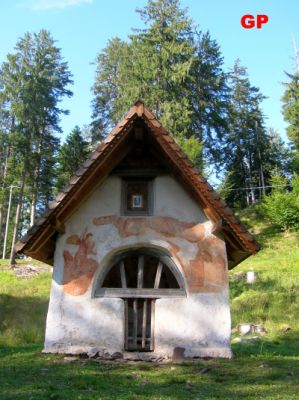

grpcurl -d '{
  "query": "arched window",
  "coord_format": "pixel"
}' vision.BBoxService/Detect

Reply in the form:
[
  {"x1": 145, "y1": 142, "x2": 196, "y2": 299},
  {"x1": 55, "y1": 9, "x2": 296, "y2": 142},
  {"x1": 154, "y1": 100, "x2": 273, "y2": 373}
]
[
  {"x1": 94, "y1": 249, "x2": 186, "y2": 352},
  {"x1": 94, "y1": 248, "x2": 185, "y2": 298}
]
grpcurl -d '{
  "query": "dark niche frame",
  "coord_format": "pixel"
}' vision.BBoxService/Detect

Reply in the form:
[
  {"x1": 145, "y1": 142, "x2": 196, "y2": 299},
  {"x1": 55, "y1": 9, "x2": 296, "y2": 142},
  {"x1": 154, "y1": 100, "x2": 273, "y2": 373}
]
[{"x1": 121, "y1": 178, "x2": 154, "y2": 216}]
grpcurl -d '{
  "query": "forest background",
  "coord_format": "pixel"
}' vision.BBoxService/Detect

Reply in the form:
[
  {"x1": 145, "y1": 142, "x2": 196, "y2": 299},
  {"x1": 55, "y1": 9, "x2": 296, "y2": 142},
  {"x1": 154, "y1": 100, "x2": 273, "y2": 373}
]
[{"x1": 0, "y1": 0, "x2": 298, "y2": 265}]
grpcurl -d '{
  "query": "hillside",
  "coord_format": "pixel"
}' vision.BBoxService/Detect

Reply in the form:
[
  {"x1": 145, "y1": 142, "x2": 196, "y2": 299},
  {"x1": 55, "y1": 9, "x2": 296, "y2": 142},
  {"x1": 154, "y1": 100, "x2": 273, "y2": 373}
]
[{"x1": 230, "y1": 207, "x2": 299, "y2": 357}]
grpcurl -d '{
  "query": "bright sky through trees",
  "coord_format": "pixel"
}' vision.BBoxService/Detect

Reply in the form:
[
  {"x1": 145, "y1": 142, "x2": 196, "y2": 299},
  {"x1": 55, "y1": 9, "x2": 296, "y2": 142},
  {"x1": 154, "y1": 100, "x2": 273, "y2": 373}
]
[{"x1": 1, "y1": 0, "x2": 298, "y2": 142}]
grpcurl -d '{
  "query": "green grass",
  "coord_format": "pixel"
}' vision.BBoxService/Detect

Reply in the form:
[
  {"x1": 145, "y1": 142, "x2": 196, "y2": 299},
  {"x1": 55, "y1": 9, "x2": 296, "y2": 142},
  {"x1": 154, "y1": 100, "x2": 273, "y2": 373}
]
[
  {"x1": 231, "y1": 207, "x2": 299, "y2": 338},
  {"x1": 0, "y1": 344, "x2": 298, "y2": 400},
  {"x1": 0, "y1": 213, "x2": 298, "y2": 399},
  {"x1": 0, "y1": 263, "x2": 51, "y2": 346}
]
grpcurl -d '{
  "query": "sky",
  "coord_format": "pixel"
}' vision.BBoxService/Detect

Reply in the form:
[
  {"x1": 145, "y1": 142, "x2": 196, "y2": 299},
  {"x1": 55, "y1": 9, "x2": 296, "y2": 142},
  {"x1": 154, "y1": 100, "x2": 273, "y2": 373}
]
[{"x1": 1, "y1": 0, "x2": 299, "y2": 144}]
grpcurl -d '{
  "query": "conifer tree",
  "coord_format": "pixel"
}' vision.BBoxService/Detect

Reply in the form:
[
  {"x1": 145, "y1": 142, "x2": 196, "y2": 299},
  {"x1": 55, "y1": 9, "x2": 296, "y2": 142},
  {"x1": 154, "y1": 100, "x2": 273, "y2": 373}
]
[
  {"x1": 220, "y1": 61, "x2": 287, "y2": 208},
  {"x1": 91, "y1": 0, "x2": 229, "y2": 168},
  {"x1": 282, "y1": 71, "x2": 299, "y2": 150},
  {"x1": 0, "y1": 30, "x2": 72, "y2": 264},
  {"x1": 56, "y1": 126, "x2": 89, "y2": 192}
]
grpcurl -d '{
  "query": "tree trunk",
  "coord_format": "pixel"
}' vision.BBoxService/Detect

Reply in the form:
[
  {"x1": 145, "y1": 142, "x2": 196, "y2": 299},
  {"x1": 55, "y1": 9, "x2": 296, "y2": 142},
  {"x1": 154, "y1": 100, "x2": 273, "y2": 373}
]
[
  {"x1": 255, "y1": 121, "x2": 266, "y2": 197},
  {"x1": 9, "y1": 173, "x2": 26, "y2": 268},
  {"x1": 30, "y1": 190, "x2": 37, "y2": 227},
  {"x1": 247, "y1": 151, "x2": 256, "y2": 204},
  {"x1": 30, "y1": 132, "x2": 43, "y2": 227},
  {"x1": 257, "y1": 143, "x2": 265, "y2": 197},
  {"x1": 0, "y1": 205, "x2": 4, "y2": 252},
  {"x1": 246, "y1": 190, "x2": 250, "y2": 206},
  {"x1": 0, "y1": 144, "x2": 11, "y2": 242}
]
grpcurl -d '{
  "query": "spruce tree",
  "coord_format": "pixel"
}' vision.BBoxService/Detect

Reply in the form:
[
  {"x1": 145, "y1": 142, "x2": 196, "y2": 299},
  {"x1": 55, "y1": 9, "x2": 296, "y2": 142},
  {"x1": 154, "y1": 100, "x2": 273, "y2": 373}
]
[
  {"x1": 282, "y1": 71, "x2": 299, "y2": 150},
  {"x1": 91, "y1": 0, "x2": 229, "y2": 169},
  {"x1": 221, "y1": 61, "x2": 286, "y2": 208},
  {"x1": 0, "y1": 30, "x2": 73, "y2": 263},
  {"x1": 56, "y1": 126, "x2": 89, "y2": 192}
]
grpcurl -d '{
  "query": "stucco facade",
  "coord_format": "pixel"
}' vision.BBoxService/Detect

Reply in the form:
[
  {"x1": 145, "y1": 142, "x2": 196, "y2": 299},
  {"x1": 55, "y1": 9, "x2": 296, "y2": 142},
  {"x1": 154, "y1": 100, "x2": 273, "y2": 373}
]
[
  {"x1": 44, "y1": 175, "x2": 232, "y2": 359},
  {"x1": 18, "y1": 103, "x2": 259, "y2": 360}
]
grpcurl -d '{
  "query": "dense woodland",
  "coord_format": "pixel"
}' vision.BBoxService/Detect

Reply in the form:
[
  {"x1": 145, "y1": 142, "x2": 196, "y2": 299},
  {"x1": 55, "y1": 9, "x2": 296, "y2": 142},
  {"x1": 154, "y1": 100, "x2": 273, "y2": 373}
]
[{"x1": 0, "y1": 0, "x2": 298, "y2": 265}]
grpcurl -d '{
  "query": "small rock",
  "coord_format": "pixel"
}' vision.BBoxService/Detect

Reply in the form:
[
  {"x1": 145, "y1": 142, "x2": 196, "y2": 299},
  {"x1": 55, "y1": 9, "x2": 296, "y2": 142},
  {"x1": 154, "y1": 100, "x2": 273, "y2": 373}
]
[
  {"x1": 124, "y1": 354, "x2": 141, "y2": 361},
  {"x1": 63, "y1": 356, "x2": 78, "y2": 362},
  {"x1": 83, "y1": 386, "x2": 96, "y2": 392},
  {"x1": 233, "y1": 336, "x2": 260, "y2": 344},
  {"x1": 246, "y1": 336, "x2": 260, "y2": 342},
  {"x1": 232, "y1": 337, "x2": 243, "y2": 343},
  {"x1": 103, "y1": 352, "x2": 113, "y2": 360},
  {"x1": 111, "y1": 352, "x2": 123, "y2": 360},
  {"x1": 199, "y1": 367, "x2": 211, "y2": 374},
  {"x1": 87, "y1": 348, "x2": 99, "y2": 358},
  {"x1": 131, "y1": 373, "x2": 141, "y2": 379},
  {"x1": 253, "y1": 324, "x2": 266, "y2": 334},
  {"x1": 238, "y1": 323, "x2": 253, "y2": 336},
  {"x1": 259, "y1": 364, "x2": 268, "y2": 368},
  {"x1": 152, "y1": 356, "x2": 165, "y2": 362},
  {"x1": 282, "y1": 325, "x2": 292, "y2": 333},
  {"x1": 172, "y1": 347, "x2": 185, "y2": 362}
]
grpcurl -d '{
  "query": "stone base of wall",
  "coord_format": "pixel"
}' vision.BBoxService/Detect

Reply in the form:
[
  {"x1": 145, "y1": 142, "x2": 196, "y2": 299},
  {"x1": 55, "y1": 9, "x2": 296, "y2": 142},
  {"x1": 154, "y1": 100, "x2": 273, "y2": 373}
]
[{"x1": 43, "y1": 344, "x2": 232, "y2": 360}]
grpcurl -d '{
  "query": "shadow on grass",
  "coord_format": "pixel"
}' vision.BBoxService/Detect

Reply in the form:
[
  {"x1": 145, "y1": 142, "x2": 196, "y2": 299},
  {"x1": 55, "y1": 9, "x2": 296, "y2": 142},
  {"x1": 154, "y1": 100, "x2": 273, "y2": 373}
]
[
  {"x1": 232, "y1": 332, "x2": 299, "y2": 358},
  {"x1": 255, "y1": 225, "x2": 282, "y2": 243},
  {"x1": 229, "y1": 275, "x2": 279, "y2": 299},
  {"x1": 0, "y1": 344, "x2": 298, "y2": 400},
  {"x1": 0, "y1": 294, "x2": 49, "y2": 345}
]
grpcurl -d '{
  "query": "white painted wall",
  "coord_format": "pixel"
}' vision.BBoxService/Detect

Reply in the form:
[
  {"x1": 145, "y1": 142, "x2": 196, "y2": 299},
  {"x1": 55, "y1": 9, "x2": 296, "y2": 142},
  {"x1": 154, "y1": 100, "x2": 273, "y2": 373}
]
[
  {"x1": 155, "y1": 293, "x2": 232, "y2": 358},
  {"x1": 44, "y1": 175, "x2": 232, "y2": 358}
]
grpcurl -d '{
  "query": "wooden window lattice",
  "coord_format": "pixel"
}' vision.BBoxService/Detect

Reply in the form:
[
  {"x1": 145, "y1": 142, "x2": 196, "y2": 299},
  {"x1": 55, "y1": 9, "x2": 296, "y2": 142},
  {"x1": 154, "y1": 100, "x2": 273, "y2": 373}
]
[{"x1": 96, "y1": 252, "x2": 185, "y2": 352}]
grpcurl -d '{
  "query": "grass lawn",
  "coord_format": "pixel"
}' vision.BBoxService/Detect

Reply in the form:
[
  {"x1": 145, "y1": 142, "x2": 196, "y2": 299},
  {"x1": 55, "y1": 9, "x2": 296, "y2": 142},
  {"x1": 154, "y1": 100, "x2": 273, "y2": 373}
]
[
  {"x1": 0, "y1": 215, "x2": 298, "y2": 399},
  {"x1": 0, "y1": 343, "x2": 298, "y2": 400}
]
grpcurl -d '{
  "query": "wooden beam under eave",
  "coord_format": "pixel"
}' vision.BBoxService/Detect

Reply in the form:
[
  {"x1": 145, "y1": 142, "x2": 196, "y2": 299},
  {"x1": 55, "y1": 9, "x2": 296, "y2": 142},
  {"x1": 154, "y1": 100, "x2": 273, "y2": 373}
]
[
  {"x1": 222, "y1": 226, "x2": 248, "y2": 253},
  {"x1": 49, "y1": 218, "x2": 65, "y2": 234},
  {"x1": 28, "y1": 250, "x2": 54, "y2": 265},
  {"x1": 227, "y1": 251, "x2": 251, "y2": 269},
  {"x1": 134, "y1": 126, "x2": 144, "y2": 141},
  {"x1": 135, "y1": 101, "x2": 144, "y2": 117},
  {"x1": 56, "y1": 134, "x2": 133, "y2": 224},
  {"x1": 26, "y1": 238, "x2": 56, "y2": 265},
  {"x1": 24, "y1": 223, "x2": 55, "y2": 254},
  {"x1": 230, "y1": 249, "x2": 249, "y2": 262},
  {"x1": 202, "y1": 205, "x2": 220, "y2": 224},
  {"x1": 18, "y1": 123, "x2": 135, "y2": 264}
]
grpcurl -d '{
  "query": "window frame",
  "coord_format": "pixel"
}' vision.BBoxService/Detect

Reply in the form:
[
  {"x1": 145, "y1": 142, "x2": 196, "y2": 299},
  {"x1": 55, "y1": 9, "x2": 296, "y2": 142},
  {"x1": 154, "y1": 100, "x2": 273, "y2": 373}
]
[
  {"x1": 94, "y1": 248, "x2": 186, "y2": 299},
  {"x1": 121, "y1": 178, "x2": 154, "y2": 216}
]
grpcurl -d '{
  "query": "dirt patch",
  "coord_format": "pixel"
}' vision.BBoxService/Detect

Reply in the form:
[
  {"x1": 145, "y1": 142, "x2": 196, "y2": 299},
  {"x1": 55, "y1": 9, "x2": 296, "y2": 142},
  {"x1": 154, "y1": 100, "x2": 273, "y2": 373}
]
[{"x1": 11, "y1": 263, "x2": 51, "y2": 278}]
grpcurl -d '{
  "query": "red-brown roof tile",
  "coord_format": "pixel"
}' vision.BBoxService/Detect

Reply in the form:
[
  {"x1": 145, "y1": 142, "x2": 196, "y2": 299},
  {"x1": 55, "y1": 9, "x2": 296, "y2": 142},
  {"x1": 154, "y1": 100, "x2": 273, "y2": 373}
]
[{"x1": 16, "y1": 101, "x2": 259, "y2": 266}]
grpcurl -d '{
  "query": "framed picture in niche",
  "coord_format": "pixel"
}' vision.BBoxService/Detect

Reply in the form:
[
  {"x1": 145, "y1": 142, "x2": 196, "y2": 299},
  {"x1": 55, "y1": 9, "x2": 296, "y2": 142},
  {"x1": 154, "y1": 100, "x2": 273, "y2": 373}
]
[
  {"x1": 132, "y1": 194, "x2": 143, "y2": 209},
  {"x1": 122, "y1": 179, "x2": 153, "y2": 215}
]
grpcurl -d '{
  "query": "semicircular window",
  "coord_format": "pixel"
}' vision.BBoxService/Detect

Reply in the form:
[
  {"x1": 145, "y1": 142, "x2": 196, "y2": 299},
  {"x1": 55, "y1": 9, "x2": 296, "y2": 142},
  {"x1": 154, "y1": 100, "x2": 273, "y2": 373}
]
[{"x1": 95, "y1": 250, "x2": 186, "y2": 298}]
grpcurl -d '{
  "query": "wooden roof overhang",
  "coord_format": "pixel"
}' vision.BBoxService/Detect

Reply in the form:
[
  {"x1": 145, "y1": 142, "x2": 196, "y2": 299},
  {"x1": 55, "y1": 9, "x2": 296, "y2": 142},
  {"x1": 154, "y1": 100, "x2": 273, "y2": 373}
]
[{"x1": 16, "y1": 101, "x2": 260, "y2": 268}]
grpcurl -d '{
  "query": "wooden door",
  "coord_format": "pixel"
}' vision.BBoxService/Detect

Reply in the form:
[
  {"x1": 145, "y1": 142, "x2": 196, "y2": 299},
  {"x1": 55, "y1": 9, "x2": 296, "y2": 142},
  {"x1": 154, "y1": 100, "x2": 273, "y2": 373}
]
[{"x1": 124, "y1": 298, "x2": 155, "y2": 351}]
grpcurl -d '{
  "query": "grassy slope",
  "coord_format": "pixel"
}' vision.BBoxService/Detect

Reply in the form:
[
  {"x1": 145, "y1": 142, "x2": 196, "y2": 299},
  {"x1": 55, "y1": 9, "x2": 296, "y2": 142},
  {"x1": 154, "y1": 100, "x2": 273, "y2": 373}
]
[
  {"x1": 231, "y1": 208, "x2": 299, "y2": 354},
  {"x1": 0, "y1": 260, "x2": 51, "y2": 346},
  {"x1": 0, "y1": 213, "x2": 298, "y2": 399}
]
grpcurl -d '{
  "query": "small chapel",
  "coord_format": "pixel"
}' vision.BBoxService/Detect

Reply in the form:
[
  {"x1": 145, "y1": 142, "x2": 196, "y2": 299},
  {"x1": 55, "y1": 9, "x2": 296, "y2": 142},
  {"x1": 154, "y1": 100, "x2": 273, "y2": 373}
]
[{"x1": 16, "y1": 101, "x2": 259, "y2": 360}]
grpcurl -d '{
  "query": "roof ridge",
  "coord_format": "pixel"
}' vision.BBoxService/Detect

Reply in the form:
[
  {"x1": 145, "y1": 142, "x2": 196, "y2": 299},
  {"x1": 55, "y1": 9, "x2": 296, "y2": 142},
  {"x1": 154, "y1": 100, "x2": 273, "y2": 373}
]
[{"x1": 16, "y1": 102, "x2": 259, "y2": 267}]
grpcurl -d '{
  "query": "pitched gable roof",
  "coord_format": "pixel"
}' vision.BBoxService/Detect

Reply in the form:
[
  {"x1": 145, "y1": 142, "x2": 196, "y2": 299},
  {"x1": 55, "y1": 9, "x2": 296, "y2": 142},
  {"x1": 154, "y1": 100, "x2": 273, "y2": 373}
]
[{"x1": 16, "y1": 101, "x2": 259, "y2": 268}]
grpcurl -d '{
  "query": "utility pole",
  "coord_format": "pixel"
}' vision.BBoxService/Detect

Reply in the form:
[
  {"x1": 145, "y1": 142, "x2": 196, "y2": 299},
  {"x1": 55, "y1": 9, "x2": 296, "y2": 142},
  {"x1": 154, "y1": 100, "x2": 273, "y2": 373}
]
[
  {"x1": 255, "y1": 120, "x2": 266, "y2": 198},
  {"x1": 2, "y1": 185, "x2": 18, "y2": 259}
]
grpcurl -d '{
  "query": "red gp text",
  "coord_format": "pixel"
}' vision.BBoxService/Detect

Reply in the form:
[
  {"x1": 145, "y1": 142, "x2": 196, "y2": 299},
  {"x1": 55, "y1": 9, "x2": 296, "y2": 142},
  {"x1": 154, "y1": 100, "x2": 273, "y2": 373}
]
[{"x1": 241, "y1": 14, "x2": 269, "y2": 29}]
